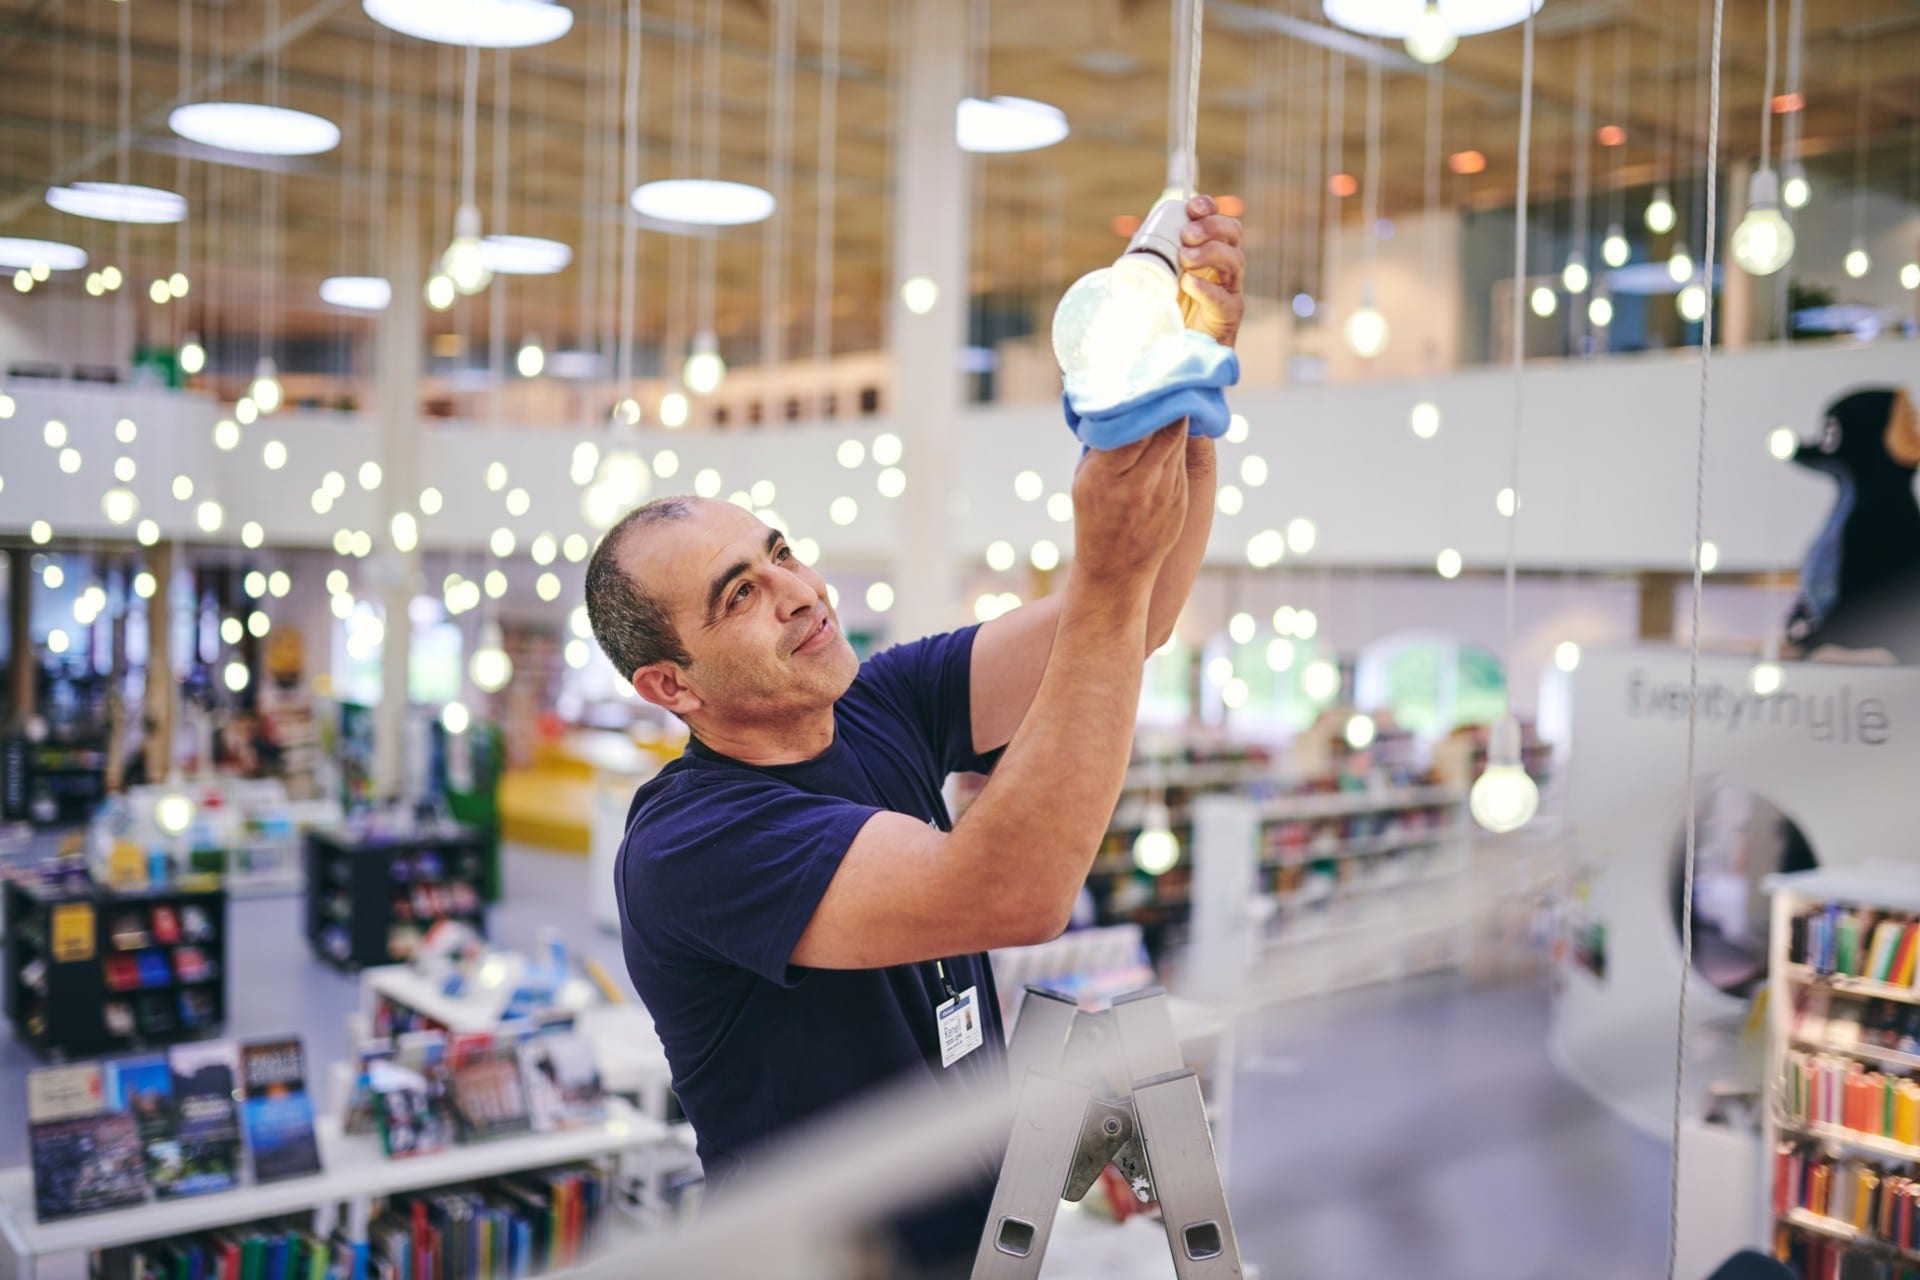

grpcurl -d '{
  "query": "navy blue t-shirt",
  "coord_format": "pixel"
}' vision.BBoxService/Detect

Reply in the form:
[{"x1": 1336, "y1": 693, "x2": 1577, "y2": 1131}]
[{"x1": 615, "y1": 624, "x2": 1008, "y2": 1266}]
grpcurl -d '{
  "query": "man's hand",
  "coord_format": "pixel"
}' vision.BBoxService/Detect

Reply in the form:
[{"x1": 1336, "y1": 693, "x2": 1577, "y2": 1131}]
[
  {"x1": 1178, "y1": 194, "x2": 1245, "y2": 348},
  {"x1": 1071, "y1": 423, "x2": 1190, "y2": 586}
]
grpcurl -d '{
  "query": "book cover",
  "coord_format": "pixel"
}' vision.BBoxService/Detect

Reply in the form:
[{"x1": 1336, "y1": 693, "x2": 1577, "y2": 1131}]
[
  {"x1": 518, "y1": 1032, "x2": 606, "y2": 1131},
  {"x1": 376, "y1": 1034, "x2": 454, "y2": 1159},
  {"x1": 29, "y1": 1109, "x2": 150, "y2": 1221},
  {"x1": 107, "y1": 1053, "x2": 193, "y2": 1199},
  {"x1": 240, "y1": 1037, "x2": 323, "y2": 1183},
  {"x1": 28, "y1": 1062, "x2": 106, "y2": 1122},
  {"x1": 447, "y1": 1033, "x2": 532, "y2": 1142},
  {"x1": 168, "y1": 1041, "x2": 242, "y2": 1195}
]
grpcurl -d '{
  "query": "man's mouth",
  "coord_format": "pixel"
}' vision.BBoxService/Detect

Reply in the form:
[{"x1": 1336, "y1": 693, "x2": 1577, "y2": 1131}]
[{"x1": 792, "y1": 614, "x2": 833, "y2": 656}]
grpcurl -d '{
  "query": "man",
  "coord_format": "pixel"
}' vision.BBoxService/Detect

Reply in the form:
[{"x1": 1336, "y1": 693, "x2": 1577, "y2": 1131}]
[{"x1": 585, "y1": 196, "x2": 1242, "y2": 1272}]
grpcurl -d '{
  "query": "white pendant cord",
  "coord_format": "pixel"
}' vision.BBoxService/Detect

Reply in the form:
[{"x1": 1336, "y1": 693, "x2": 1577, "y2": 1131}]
[
  {"x1": 1423, "y1": 62, "x2": 1442, "y2": 373},
  {"x1": 1169, "y1": 0, "x2": 1205, "y2": 197},
  {"x1": 1777, "y1": 0, "x2": 1802, "y2": 346},
  {"x1": 462, "y1": 42, "x2": 480, "y2": 216},
  {"x1": 812, "y1": 0, "x2": 840, "y2": 374},
  {"x1": 1759, "y1": 0, "x2": 1776, "y2": 174},
  {"x1": 1606, "y1": 21, "x2": 1626, "y2": 242},
  {"x1": 760, "y1": 0, "x2": 796, "y2": 380},
  {"x1": 1851, "y1": 41, "x2": 1869, "y2": 249},
  {"x1": 1667, "y1": 0, "x2": 1725, "y2": 1275},
  {"x1": 663, "y1": 2, "x2": 694, "y2": 391},
  {"x1": 490, "y1": 51, "x2": 510, "y2": 423},
  {"x1": 1502, "y1": 11, "x2": 1533, "y2": 680},
  {"x1": 1361, "y1": 56, "x2": 1381, "y2": 294},
  {"x1": 175, "y1": 0, "x2": 192, "y2": 355},
  {"x1": 116, "y1": 1, "x2": 132, "y2": 382},
  {"x1": 697, "y1": 0, "x2": 722, "y2": 345},
  {"x1": 616, "y1": 0, "x2": 642, "y2": 396}
]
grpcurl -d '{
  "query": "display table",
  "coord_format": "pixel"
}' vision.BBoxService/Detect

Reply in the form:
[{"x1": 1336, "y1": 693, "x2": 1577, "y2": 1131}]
[
  {"x1": 0, "y1": 1099, "x2": 666, "y2": 1280},
  {"x1": 304, "y1": 824, "x2": 488, "y2": 971},
  {"x1": 3, "y1": 875, "x2": 226, "y2": 1059}
]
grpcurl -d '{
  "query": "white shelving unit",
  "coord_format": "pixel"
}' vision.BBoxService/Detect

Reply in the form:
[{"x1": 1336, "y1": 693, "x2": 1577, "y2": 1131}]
[
  {"x1": 1762, "y1": 868, "x2": 1920, "y2": 1274},
  {"x1": 0, "y1": 1100, "x2": 668, "y2": 1280},
  {"x1": 1184, "y1": 787, "x2": 1472, "y2": 1004}
]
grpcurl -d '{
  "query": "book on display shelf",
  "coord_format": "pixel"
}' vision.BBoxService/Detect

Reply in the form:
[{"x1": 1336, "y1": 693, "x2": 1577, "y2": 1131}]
[
  {"x1": 166, "y1": 1040, "x2": 244, "y2": 1197},
  {"x1": 240, "y1": 1036, "x2": 324, "y2": 1183},
  {"x1": 26, "y1": 1063, "x2": 149, "y2": 1222},
  {"x1": 447, "y1": 1031, "x2": 533, "y2": 1143}
]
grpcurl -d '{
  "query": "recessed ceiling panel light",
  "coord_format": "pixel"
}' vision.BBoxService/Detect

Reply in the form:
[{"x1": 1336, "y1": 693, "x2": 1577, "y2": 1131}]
[
  {"x1": 169, "y1": 103, "x2": 342, "y2": 156},
  {"x1": 479, "y1": 234, "x2": 573, "y2": 274},
  {"x1": 0, "y1": 238, "x2": 87, "y2": 270},
  {"x1": 363, "y1": 0, "x2": 574, "y2": 48},
  {"x1": 630, "y1": 179, "x2": 776, "y2": 228},
  {"x1": 1323, "y1": 0, "x2": 1540, "y2": 39},
  {"x1": 46, "y1": 182, "x2": 187, "y2": 224},
  {"x1": 319, "y1": 276, "x2": 393, "y2": 310},
  {"x1": 956, "y1": 97, "x2": 1070, "y2": 153}
]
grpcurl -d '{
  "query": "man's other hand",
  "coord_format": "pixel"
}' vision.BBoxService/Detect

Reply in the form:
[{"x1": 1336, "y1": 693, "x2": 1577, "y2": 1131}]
[{"x1": 1178, "y1": 195, "x2": 1245, "y2": 349}]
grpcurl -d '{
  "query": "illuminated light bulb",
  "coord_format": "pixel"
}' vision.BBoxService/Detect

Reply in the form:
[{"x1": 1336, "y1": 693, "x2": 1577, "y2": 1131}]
[
  {"x1": 420, "y1": 486, "x2": 444, "y2": 515},
  {"x1": 872, "y1": 433, "x2": 903, "y2": 466},
  {"x1": 155, "y1": 789, "x2": 196, "y2": 836},
  {"x1": 1436, "y1": 547, "x2": 1463, "y2": 579},
  {"x1": 900, "y1": 276, "x2": 939, "y2": 315},
  {"x1": 1588, "y1": 294, "x2": 1613, "y2": 327},
  {"x1": 85, "y1": 272, "x2": 104, "y2": 296},
  {"x1": 985, "y1": 541, "x2": 1016, "y2": 572},
  {"x1": 1645, "y1": 186, "x2": 1676, "y2": 234},
  {"x1": 489, "y1": 527, "x2": 516, "y2": 558},
  {"x1": 1225, "y1": 413, "x2": 1249, "y2": 444},
  {"x1": 0, "y1": 393, "x2": 12, "y2": 419},
  {"x1": 42, "y1": 564, "x2": 63, "y2": 589},
  {"x1": 1844, "y1": 242, "x2": 1871, "y2": 279},
  {"x1": 149, "y1": 279, "x2": 170, "y2": 305},
  {"x1": 235, "y1": 397, "x2": 258, "y2": 425},
  {"x1": 1131, "y1": 803, "x2": 1181, "y2": 876},
  {"x1": 244, "y1": 571, "x2": 266, "y2": 599},
  {"x1": 536, "y1": 572, "x2": 561, "y2": 602},
  {"x1": 1601, "y1": 223, "x2": 1630, "y2": 268},
  {"x1": 829, "y1": 496, "x2": 858, "y2": 526},
  {"x1": 1555, "y1": 641, "x2": 1581, "y2": 672},
  {"x1": 1402, "y1": 0, "x2": 1457, "y2": 63},
  {"x1": 565, "y1": 640, "x2": 590, "y2": 669},
  {"x1": 1342, "y1": 294, "x2": 1390, "y2": 359},
  {"x1": 213, "y1": 419, "x2": 240, "y2": 451},
  {"x1": 1222, "y1": 677, "x2": 1249, "y2": 709},
  {"x1": 195, "y1": 500, "x2": 223, "y2": 533},
  {"x1": 249, "y1": 356, "x2": 283, "y2": 414},
  {"x1": 515, "y1": 335, "x2": 545, "y2": 378},
  {"x1": 1561, "y1": 251, "x2": 1589, "y2": 295},
  {"x1": 58, "y1": 448, "x2": 81, "y2": 473},
  {"x1": 1245, "y1": 528, "x2": 1286, "y2": 568},
  {"x1": 582, "y1": 450, "x2": 651, "y2": 530},
  {"x1": 866, "y1": 582, "x2": 895, "y2": 612},
  {"x1": 1697, "y1": 539, "x2": 1719, "y2": 573},
  {"x1": 425, "y1": 274, "x2": 456, "y2": 310},
  {"x1": 1782, "y1": 163, "x2": 1810, "y2": 210},
  {"x1": 1410, "y1": 401, "x2": 1441, "y2": 439},
  {"x1": 1750, "y1": 661, "x2": 1783, "y2": 696},
  {"x1": 1286, "y1": 518, "x2": 1317, "y2": 555},
  {"x1": 134, "y1": 572, "x2": 157, "y2": 599},
  {"x1": 470, "y1": 622, "x2": 513, "y2": 692},
  {"x1": 442, "y1": 202, "x2": 492, "y2": 295},
  {"x1": 1030, "y1": 540, "x2": 1060, "y2": 571},
  {"x1": 1295, "y1": 609, "x2": 1319, "y2": 640},
  {"x1": 43, "y1": 419, "x2": 66, "y2": 447},
  {"x1": 682, "y1": 332, "x2": 727, "y2": 395},
  {"x1": 1266, "y1": 637, "x2": 1296, "y2": 671},
  {"x1": 839, "y1": 439, "x2": 867, "y2": 469},
  {"x1": 1302, "y1": 659, "x2": 1340, "y2": 702},
  {"x1": 328, "y1": 570, "x2": 351, "y2": 595},
  {"x1": 1052, "y1": 198, "x2": 1189, "y2": 405},
  {"x1": 179, "y1": 334, "x2": 206, "y2": 375},
  {"x1": 750, "y1": 480, "x2": 776, "y2": 507},
  {"x1": 101, "y1": 487, "x2": 137, "y2": 524},
  {"x1": 247, "y1": 610, "x2": 269, "y2": 638},
  {"x1": 1239, "y1": 455, "x2": 1268, "y2": 487},
  {"x1": 570, "y1": 605, "x2": 593, "y2": 639},
  {"x1": 101, "y1": 266, "x2": 122, "y2": 290},
  {"x1": 1529, "y1": 286, "x2": 1557, "y2": 318},
  {"x1": 657, "y1": 391, "x2": 689, "y2": 429},
  {"x1": 257, "y1": 439, "x2": 286, "y2": 471},
  {"x1": 1470, "y1": 715, "x2": 1539, "y2": 833},
  {"x1": 29, "y1": 261, "x2": 49, "y2": 283},
  {"x1": 221, "y1": 617, "x2": 244, "y2": 646},
  {"x1": 1902, "y1": 263, "x2": 1920, "y2": 292},
  {"x1": 1496, "y1": 487, "x2": 1517, "y2": 517},
  {"x1": 31, "y1": 520, "x2": 52, "y2": 544},
  {"x1": 311, "y1": 490, "x2": 333, "y2": 515},
  {"x1": 531, "y1": 534, "x2": 557, "y2": 565},
  {"x1": 1668, "y1": 244, "x2": 1693, "y2": 285},
  {"x1": 485, "y1": 462, "x2": 508, "y2": 491},
  {"x1": 1768, "y1": 426, "x2": 1797, "y2": 460},
  {"x1": 1216, "y1": 484, "x2": 1244, "y2": 515},
  {"x1": 390, "y1": 511, "x2": 419, "y2": 553},
  {"x1": 793, "y1": 537, "x2": 820, "y2": 566},
  {"x1": 442, "y1": 701, "x2": 471, "y2": 735},
  {"x1": 1730, "y1": 169, "x2": 1796, "y2": 276},
  {"x1": 136, "y1": 520, "x2": 159, "y2": 546},
  {"x1": 1345, "y1": 713, "x2": 1378, "y2": 750},
  {"x1": 114, "y1": 456, "x2": 136, "y2": 482},
  {"x1": 1228, "y1": 611, "x2": 1256, "y2": 645},
  {"x1": 653, "y1": 449, "x2": 679, "y2": 479},
  {"x1": 169, "y1": 272, "x2": 188, "y2": 298},
  {"x1": 1677, "y1": 282, "x2": 1708, "y2": 323},
  {"x1": 693, "y1": 468, "x2": 721, "y2": 498}
]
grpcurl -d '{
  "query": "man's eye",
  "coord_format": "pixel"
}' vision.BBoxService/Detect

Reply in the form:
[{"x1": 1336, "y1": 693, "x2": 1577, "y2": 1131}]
[
  {"x1": 731, "y1": 583, "x2": 753, "y2": 608},
  {"x1": 775, "y1": 545, "x2": 791, "y2": 563}
]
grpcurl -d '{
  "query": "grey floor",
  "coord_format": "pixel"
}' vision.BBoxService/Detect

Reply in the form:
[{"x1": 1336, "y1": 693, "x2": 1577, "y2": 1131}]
[{"x1": 2, "y1": 845, "x2": 1669, "y2": 1279}]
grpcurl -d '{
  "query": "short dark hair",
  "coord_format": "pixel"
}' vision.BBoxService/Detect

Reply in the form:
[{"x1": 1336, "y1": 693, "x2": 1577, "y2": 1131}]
[{"x1": 584, "y1": 497, "x2": 696, "y2": 680}]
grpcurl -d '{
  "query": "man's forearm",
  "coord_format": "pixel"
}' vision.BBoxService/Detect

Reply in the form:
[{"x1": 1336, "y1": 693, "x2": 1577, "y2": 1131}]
[{"x1": 1145, "y1": 438, "x2": 1217, "y2": 650}]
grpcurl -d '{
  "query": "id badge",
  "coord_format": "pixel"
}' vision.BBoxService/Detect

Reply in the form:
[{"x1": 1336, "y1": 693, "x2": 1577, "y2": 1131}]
[{"x1": 936, "y1": 985, "x2": 985, "y2": 1068}]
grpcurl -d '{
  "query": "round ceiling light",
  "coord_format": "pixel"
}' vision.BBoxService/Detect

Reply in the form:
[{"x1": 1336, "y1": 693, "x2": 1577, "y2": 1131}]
[
  {"x1": 956, "y1": 97, "x2": 1070, "y2": 153},
  {"x1": 362, "y1": 0, "x2": 574, "y2": 48},
  {"x1": 319, "y1": 276, "x2": 393, "y2": 310},
  {"x1": 1323, "y1": 0, "x2": 1541, "y2": 38},
  {"x1": 0, "y1": 237, "x2": 87, "y2": 271},
  {"x1": 479, "y1": 234, "x2": 573, "y2": 275},
  {"x1": 46, "y1": 182, "x2": 187, "y2": 224},
  {"x1": 169, "y1": 102, "x2": 342, "y2": 156},
  {"x1": 630, "y1": 179, "x2": 776, "y2": 228}
]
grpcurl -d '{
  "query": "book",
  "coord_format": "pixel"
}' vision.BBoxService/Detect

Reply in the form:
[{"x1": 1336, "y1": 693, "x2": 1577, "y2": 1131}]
[
  {"x1": 376, "y1": 1033, "x2": 455, "y2": 1159},
  {"x1": 28, "y1": 1064, "x2": 150, "y2": 1221},
  {"x1": 240, "y1": 1037, "x2": 323, "y2": 1183},
  {"x1": 169, "y1": 1041, "x2": 243, "y2": 1196},
  {"x1": 447, "y1": 1032, "x2": 532, "y2": 1142},
  {"x1": 518, "y1": 1032, "x2": 606, "y2": 1132},
  {"x1": 151, "y1": 904, "x2": 182, "y2": 945},
  {"x1": 107, "y1": 1052, "x2": 193, "y2": 1199}
]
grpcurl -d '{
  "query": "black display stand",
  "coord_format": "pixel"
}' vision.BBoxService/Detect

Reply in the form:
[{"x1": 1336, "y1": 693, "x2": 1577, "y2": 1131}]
[
  {"x1": 304, "y1": 826, "x2": 488, "y2": 972},
  {"x1": 3, "y1": 876, "x2": 228, "y2": 1059}
]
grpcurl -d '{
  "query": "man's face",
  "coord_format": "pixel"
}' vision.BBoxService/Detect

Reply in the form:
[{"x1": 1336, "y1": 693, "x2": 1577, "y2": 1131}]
[{"x1": 629, "y1": 499, "x2": 858, "y2": 719}]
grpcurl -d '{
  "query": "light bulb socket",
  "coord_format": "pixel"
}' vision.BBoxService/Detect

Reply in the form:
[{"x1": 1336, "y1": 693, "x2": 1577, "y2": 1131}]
[
  {"x1": 454, "y1": 202, "x2": 483, "y2": 241},
  {"x1": 1747, "y1": 166, "x2": 1782, "y2": 212},
  {"x1": 1488, "y1": 714, "x2": 1523, "y2": 768},
  {"x1": 1121, "y1": 196, "x2": 1190, "y2": 278}
]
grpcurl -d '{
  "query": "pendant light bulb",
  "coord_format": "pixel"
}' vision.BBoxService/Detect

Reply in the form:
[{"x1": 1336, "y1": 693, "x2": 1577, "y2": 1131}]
[
  {"x1": 470, "y1": 621, "x2": 514, "y2": 693},
  {"x1": 1131, "y1": 800, "x2": 1182, "y2": 876},
  {"x1": 1667, "y1": 243, "x2": 1694, "y2": 285},
  {"x1": 1677, "y1": 281, "x2": 1709, "y2": 323},
  {"x1": 1342, "y1": 287, "x2": 1390, "y2": 359},
  {"x1": 682, "y1": 331, "x2": 727, "y2": 396},
  {"x1": 1844, "y1": 241, "x2": 1871, "y2": 280},
  {"x1": 1645, "y1": 185, "x2": 1677, "y2": 235},
  {"x1": 1601, "y1": 223, "x2": 1630, "y2": 269},
  {"x1": 515, "y1": 334, "x2": 545, "y2": 378},
  {"x1": 1730, "y1": 168, "x2": 1796, "y2": 277},
  {"x1": 1469, "y1": 715, "x2": 1539, "y2": 834},
  {"x1": 1052, "y1": 197, "x2": 1189, "y2": 406},
  {"x1": 443, "y1": 202, "x2": 492, "y2": 296},
  {"x1": 179, "y1": 333, "x2": 207, "y2": 375},
  {"x1": 154, "y1": 787, "x2": 196, "y2": 837},
  {"x1": 1561, "y1": 251, "x2": 1589, "y2": 295},
  {"x1": 1781, "y1": 162, "x2": 1810, "y2": 210},
  {"x1": 1403, "y1": 0, "x2": 1457, "y2": 64},
  {"x1": 249, "y1": 356, "x2": 283, "y2": 415}
]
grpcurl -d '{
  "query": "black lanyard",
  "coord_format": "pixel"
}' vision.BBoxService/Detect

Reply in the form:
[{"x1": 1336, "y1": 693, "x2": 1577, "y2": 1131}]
[{"x1": 932, "y1": 958, "x2": 960, "y2": 1001}]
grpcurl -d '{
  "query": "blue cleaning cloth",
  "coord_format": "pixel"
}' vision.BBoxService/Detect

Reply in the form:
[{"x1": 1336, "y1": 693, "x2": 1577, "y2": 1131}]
[{"x1": 1062, "y1": 330, "x2": 1240, "y2": 450}]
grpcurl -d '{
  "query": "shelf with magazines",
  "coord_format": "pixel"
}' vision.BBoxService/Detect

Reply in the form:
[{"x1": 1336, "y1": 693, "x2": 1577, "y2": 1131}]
[
  {"x1": 305, "y1": 823, "x2": 489, "y2": 973},
  {"x1": 1764, "y1": 870, "x2": 1920, "y2": 1278}
]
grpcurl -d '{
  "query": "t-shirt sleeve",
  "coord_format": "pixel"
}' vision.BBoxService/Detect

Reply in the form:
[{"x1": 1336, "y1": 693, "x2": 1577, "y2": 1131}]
[
  {"x1": 627, "y1": 775, "x2": 880, "y2": 987},
  {"x1": 861, "y1": 623, "x2": 1001, "y2": 776}
]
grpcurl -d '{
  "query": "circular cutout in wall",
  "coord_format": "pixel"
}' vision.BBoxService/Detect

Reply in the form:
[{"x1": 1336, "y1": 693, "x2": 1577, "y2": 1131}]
[{"x1": 1669, "y1": 780, "x2": 1818, "y2": 999}]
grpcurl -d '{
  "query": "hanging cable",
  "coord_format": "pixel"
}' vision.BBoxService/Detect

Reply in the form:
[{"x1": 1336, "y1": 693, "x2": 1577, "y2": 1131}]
[
  {"x1": 1168, "y1": 0, "x2": 1206, "y2": 195},
  {"x1": 760, "y1": 0, "x2": 796, "y2": 385},
  {"x1": 1667, "y1": 0, "x2": 1726, "y2": 1275},
  {"x1": 811, "y1": 0, "x2": 840, "y2": 377},
  {"x1": 1361, "y1": 56, "x2": 1382, "y2": 289},
  {"x1": 1500, "y1": 7, "x2": 1534, "y2": 695},
  {"x1": 697, "y1": 0, "x2": 722, "y2": 345},
  {"x1": 616, "y1": 0, "x2": 642, "y2": 396}
]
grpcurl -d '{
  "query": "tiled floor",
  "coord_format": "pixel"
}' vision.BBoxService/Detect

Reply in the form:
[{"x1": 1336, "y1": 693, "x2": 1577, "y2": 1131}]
[{"x1": 1, "y1": 845, "x2": 1670, "y2": 1279}]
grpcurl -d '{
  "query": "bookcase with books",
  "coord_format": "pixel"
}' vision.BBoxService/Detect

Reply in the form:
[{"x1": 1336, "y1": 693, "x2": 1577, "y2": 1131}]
[
  {"x1": 4, "y1": 872, "x2": 227, "y2": 1059},
  {"x1": 1764, "y1": 869, "x2": 1920, "y2": 1278},
  {"x1": 306, "y1": 827, "x2": 488, "y2": 972}
]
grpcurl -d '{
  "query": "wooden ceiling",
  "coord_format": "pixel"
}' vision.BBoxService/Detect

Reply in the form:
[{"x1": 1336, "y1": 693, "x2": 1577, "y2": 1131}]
[{"x1": 0, "y1": 0, "x2": 1916, "y2": 365}]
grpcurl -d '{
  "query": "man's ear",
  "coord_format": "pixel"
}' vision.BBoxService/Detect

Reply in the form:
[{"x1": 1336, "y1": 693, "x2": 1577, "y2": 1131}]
[{"x1": 633, "y1": 663, "x2": 702, "y2": 717}]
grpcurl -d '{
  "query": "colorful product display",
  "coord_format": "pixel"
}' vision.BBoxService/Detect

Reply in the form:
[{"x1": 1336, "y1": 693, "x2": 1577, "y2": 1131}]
[{"x1": 1791, "y1": 904, "x2": 1920, "y2": 986}]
